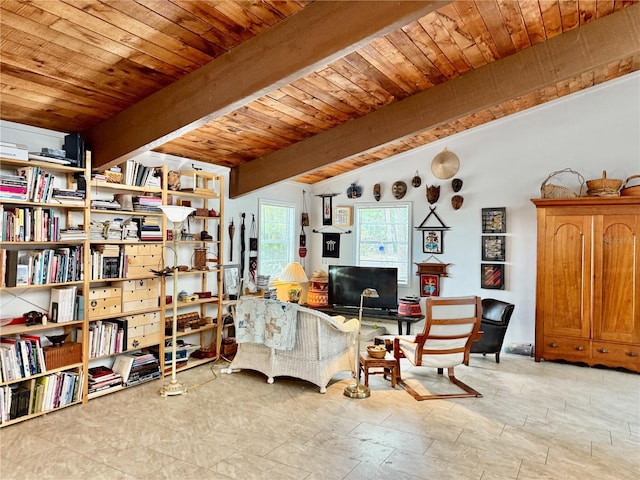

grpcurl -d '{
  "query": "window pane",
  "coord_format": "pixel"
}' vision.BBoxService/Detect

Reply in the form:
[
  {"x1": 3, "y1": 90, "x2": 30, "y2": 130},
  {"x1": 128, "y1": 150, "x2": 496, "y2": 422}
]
[
  {"x1": 355, "y1": 203, "x2": 411, "y2": 285},
  {"x1": 258, "y1": 200, "x2": 295, "y2": 280}
]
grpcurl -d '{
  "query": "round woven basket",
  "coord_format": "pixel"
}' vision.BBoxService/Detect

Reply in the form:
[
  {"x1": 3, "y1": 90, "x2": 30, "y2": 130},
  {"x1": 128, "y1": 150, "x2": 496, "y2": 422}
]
[
  {"x1": 620, "y1": 175, "x2": 640, "y2": 197},
  {"x1": 540, "y1": 168, "x2": 585, "y2": 198},
  {"x1": 586, "y1": 170, "x2": 622, "y2": 196}
]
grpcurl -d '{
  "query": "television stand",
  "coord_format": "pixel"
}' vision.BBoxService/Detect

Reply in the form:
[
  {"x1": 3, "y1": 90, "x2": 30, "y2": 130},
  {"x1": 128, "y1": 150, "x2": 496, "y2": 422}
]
[{"x1": 311, "y1": 306, "x2": 423, "y2": 335}]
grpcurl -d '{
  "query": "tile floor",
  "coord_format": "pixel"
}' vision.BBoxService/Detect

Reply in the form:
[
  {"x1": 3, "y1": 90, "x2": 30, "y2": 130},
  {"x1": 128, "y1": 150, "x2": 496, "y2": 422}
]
[{"x1": 1, "y1": 353, "x2": 638, "y2": 480}]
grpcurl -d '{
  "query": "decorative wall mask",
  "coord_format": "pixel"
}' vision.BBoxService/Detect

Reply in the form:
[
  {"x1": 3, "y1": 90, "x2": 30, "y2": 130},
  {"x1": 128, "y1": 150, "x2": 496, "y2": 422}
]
[
  {"x1": 347, "y1": 183, "x2": 362, "y2": 199},
  {"x1": 373, "y1": 183, "x2": 381, "y2": 201},
  {"x1": 392, "y1": 181, "x2": 407, "y2": 199},
  {"x1": 452, "y1": 178, "x2": 463, "y2": 192},
  {"x1": 426, "y1": 184, "x2": 440, "y2": 204},
  {"x1": 412, "y1": 171, "x2": 422, "y2": 187},
  {"x1": 451, "y1": 195, "x2": 464, "y2": 210}
]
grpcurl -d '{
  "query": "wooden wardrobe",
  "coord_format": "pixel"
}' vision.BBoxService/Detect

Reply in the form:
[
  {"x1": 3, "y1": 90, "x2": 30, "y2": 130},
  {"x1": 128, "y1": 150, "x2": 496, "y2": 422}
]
[{"x1": 532, "y1": 197, "x2": 640, "y2": 372}]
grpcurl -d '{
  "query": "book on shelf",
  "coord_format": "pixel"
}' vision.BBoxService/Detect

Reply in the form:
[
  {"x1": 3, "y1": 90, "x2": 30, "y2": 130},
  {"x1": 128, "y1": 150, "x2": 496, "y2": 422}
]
[
  {"x1": 111, "y1": 354, "x2": 135, "y2": 384},
  {"x1": 49, "y1": 286, "x2": 78, "y2": 323}
]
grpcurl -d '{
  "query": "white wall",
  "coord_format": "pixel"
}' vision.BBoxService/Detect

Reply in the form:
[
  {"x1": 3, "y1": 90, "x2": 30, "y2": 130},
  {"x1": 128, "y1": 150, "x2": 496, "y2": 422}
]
[
  {"x1": 302, "y1": 71, "x2": 640, "y2": 346},
  {"x1": 3, "y1": 71, "x2": 638, "y2": 347}
]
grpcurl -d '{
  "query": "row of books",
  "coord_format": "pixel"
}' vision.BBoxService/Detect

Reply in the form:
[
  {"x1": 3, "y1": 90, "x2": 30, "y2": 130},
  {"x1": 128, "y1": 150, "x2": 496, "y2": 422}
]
[
  {"x1": 0, "y1": 335, "x2": 46, "y2": 382},
  {"x1": 12, "y1": 166, "x2": 58, "y2": 203},
  {"x1": 90, "y1": 245, "x2": 126, "y2": 280},
  {"x1": 121, "y1": 162, "x2": 161, "y2": 188},
  {"x1": 133, "y1": 195, "x2": 162, "y2": 213},
  {"x1": 49, "y1": 286, "x2": 79, "y2": 323},
  {"x1": 137, "y1": 217, "x2": 162, "y2": 241},
  {"x1": 1, "y1": 205, "x2": 61, "y2": 242},
  {"x1": 88, "y1": 320, "x2": 127, "y2": 359},
  {"x1": 0, "y1": 247, "x2": 84, "y2": 287},
  {"x1": 112, "y1": 352, "x2": 161, "y2": 387},
  {"x1": 0, "y1": 371, "x2": 82, "y2": 424}
]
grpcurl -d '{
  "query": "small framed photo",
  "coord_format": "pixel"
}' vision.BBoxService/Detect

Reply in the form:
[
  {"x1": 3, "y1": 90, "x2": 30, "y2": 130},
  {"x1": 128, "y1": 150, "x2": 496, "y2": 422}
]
[
  {"x1": 482, "y1": 236, "x2": 506, "y2": 262},
  {"x1": 322, "y1": 196, "x2": 332, "y2": 226},
  {"x1": 482, "y1": 207, "x2": 506, "y2": 234},
  {"x1": 333, "y1": 206, "x2": 352, "y2": 227},
  {"x1": 481, "y1": 263, "x2": 505, "y2": 290},
  {"x1": 423, "y1": 230, "x2": 443, "y2": 254},
  {"x1": 223, "y1": 264, "x2": 240, "y2": 299},
  {"x1": 420, "y1": 274, "x2": 440, "y2": 297}
]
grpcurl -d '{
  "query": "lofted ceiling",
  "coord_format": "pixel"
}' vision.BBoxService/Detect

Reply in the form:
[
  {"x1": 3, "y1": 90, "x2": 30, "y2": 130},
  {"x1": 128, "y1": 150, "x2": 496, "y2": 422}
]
[{"x1": 1, "y1": 1, "x2": 639, "y2": 197}]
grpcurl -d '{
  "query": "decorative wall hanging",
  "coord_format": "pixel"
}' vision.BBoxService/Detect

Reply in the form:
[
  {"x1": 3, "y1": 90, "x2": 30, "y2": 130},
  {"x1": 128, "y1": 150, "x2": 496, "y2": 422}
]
[
  {"x1": 482, "y1": 236, "x2": 506, "y2": 262},
  {"x1": 481, "y1": 207, "x2": 506, "y2": 233},
  {"x1": 431, "y1": 148, "x2": 460, "y2": 179},
  {"x1": 228, "y1": 218, "x2": 235, "y2": 261},
  {"x1": 392, "y1": 181, "x2": 407, "y2": 199},
  {"x1": 481, "y1": 264, "x2": 505, "y2": 290},
  {"x1": 451, "y1": 195, "x2": 464, "y2": 210},
  {"x1": 301, "y1": 190, "x2": 309, "y2": 226},
  {"x1": 452, "y1": 178, "x2": 463, "y2": 192},
  {"x1": 322, "y1": 233, "x2": 340, "y2": 258},
  {"x1": 248, "y1": 214, "x2": 258, "y2": 284},
  {"x1": 240, "y1": 212, "x2": 246, "y2": 279},
  {"x1": 426, "y1": 184, "x2": 440, "y2": 204},
  {"x1": 373, "y1": 183, "x2": 381, "y2": 201},
  {"x1": 333, "y1": 206, "x2": 352, "y2": 227},
  {"x1": 347, "y1": 182, "x2": 362, "y2": 199},
  {"x1": 316, "y1": 192, "x2": 339, "y2": 226},
  {"x1": 322, "y1": 196, "x2": 332, "y2": 225},
  {"x1": 420, "y1": 274, "x2": 440, "y2": 297},
  {"x1": 423, "y1": 230, "x2": 443, "y2": 254},
  {"x1": 416, "y1": 207, "x2": 449, "y2": 255},
  {"x1": 412, "y1": 171, "x2": 422, "y2": 187}
]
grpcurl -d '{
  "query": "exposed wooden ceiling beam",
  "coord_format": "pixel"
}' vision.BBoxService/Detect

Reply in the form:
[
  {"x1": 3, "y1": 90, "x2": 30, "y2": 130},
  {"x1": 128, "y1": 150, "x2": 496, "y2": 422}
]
[
  {"x1": 229, "y1": 3, "x2": 640, "y2": 197},
  {"x1": 86, "y1": 1, "x2": 449, "y2": 170}
]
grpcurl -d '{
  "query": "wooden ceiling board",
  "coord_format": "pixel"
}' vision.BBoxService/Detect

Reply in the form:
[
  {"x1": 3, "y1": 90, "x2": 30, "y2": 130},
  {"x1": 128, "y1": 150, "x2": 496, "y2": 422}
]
[{"x1": 1, "y1": 1, "x2": 638, "y2": 194}]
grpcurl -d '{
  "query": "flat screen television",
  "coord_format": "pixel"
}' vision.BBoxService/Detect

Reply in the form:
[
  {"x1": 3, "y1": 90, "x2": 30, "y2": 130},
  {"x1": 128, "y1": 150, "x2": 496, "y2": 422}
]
[{"x1": 328, "y1": 265, "x2": 398, "y2": 312}]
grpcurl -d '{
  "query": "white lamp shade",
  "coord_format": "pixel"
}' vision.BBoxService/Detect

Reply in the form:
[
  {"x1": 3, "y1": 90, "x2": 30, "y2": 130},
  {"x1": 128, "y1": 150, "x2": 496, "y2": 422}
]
[
  {"x1": 159, "y1": 205, "x2": 195, "y2": 223},
  {"x1": 279, "y1": 262, "x2": 308, "y2": 283},
  {"x1": 362, "y1": 288, "x2": 379, "y2": 298}
]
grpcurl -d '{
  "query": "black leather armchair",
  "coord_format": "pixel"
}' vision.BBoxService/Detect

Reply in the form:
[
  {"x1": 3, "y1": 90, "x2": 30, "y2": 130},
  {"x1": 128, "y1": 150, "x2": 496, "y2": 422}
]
[{"x1": 471, "y1": 298, "x2": 515, "y2": 363}]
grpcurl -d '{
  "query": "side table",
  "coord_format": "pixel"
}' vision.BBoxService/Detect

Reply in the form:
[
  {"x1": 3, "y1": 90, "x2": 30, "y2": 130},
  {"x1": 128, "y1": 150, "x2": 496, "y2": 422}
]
[{"x1": 359, "y1": 352, "x2": 397, "y2": 388}]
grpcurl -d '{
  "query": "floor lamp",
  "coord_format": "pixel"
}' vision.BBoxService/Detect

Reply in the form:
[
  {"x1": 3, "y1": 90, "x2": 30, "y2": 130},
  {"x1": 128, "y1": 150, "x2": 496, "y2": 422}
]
[
  {"x1": 344, "y1": 287, "x2": 379, "y2": 399},
  {"x1": 159, "y1": 205, "x2": 195, "y2": 397}
]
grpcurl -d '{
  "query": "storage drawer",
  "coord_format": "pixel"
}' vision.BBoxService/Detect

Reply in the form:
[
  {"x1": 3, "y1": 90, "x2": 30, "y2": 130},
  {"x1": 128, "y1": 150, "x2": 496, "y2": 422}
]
[
  {"x1": 88, "y1": 287, "x2": 121, "y2": 300},
  {"x1": 125, "y1": 265, "x2": 157, "y2": 278},
  {"x1": 114, "y1": 278, "x2": 159, "y2": 292},
  {"x1": 88, "y1": 297, "x2": 121, "y2": 316},
  {"x1": 540, "y1": 335, "x2": 590, "y2": 363},
  {"x1": 126, "y1": 330, "x2": 160, "y2": 350},
  {"x1": 122, "y1": 298, "x2": 158, "y2": 313},
  {"x1": 124, "y1": 311, "x2": 160, "y2": 328},
  {"x1": 124, "y1": 244, "x2": 163, "y2": 257},
  {"x1": 592, "y1": 341, "x2": 640, "y2": 372}
]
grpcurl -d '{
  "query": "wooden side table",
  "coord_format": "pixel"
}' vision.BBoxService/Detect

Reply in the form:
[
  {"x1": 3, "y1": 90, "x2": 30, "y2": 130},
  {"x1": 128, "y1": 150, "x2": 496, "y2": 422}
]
[{"x1": 359, "y1": 352, "x2": 397, "y2": 388}]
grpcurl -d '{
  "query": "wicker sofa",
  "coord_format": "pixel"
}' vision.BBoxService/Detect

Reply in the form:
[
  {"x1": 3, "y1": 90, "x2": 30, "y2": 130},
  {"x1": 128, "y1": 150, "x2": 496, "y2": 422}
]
[{"x1": 224, "y1": 298, "x2": 358, "y2": 393}]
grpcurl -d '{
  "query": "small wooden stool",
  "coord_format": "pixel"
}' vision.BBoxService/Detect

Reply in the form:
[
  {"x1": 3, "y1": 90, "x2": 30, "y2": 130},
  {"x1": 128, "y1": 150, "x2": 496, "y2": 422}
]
[{"x1": 359, "y1": 352, "x2": 397, "y2": 388}]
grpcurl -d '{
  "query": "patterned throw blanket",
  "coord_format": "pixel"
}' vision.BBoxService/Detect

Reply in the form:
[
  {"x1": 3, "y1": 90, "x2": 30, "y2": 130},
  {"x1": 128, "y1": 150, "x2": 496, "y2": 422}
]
[{"x1": 235, "y1": 298, "x2": 298, "y2": 350}]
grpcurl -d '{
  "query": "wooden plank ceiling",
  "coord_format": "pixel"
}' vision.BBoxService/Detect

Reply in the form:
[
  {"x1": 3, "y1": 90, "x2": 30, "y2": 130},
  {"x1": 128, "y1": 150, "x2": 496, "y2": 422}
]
[{"x1": 1, "y1": 0, "x2": 639, "y2": 197}]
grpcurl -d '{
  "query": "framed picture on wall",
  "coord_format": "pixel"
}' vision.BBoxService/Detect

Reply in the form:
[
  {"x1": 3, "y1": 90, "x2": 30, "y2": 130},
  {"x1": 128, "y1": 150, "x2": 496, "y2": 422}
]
[
  {"x1": 482, "y1": 207, "x2": 506, "y2": 233},
  {"x1": 333, "y1": 206, "x2": 352, "y2": 227},
  {"x1": 482, "y1": 236, "x2": 506, "y2": 262},
  {"x1": 422, "y1": 230, "x2": 443, "y2": 254},
  {"x1": 420, "y1": 274, "x2": 440, "y2": 297},
  {"x1": 223, "y1": 264, "x2": 240, "y2": 299},
  {"x1": 481, "y1": 263, "x2": 505, "y2": 290}
]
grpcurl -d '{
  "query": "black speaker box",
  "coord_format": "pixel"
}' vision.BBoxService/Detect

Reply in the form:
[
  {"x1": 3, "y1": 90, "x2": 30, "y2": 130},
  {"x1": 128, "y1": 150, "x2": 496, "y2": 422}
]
[{"x1": 63, "y1": 133, "x2": 86, "y2": 168}]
